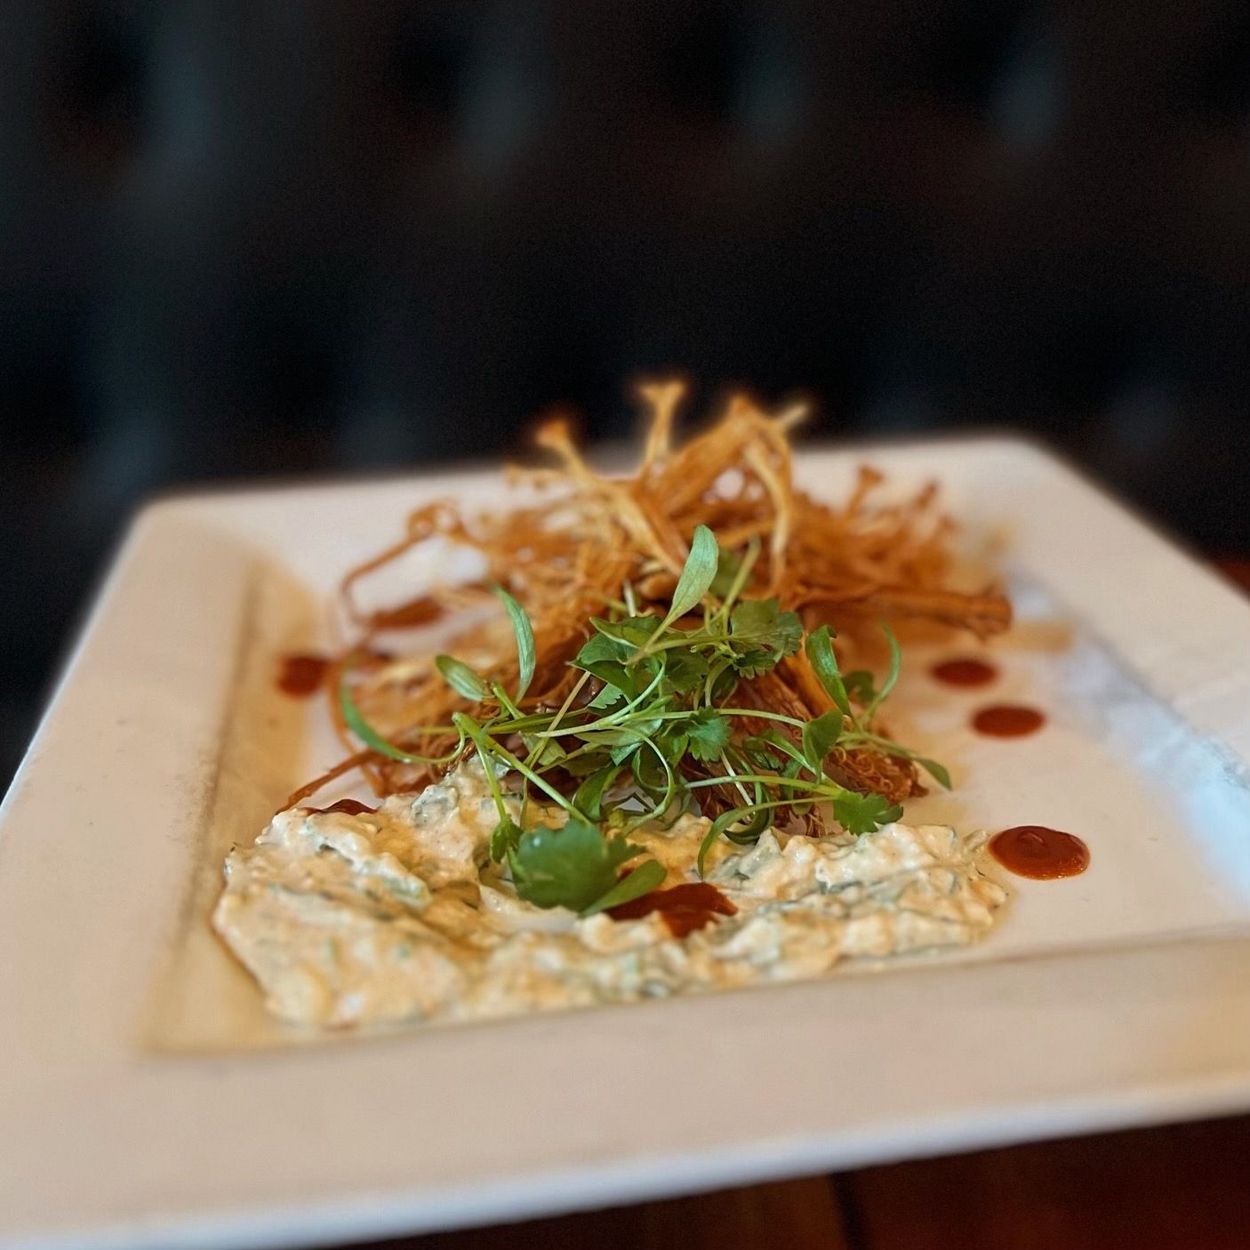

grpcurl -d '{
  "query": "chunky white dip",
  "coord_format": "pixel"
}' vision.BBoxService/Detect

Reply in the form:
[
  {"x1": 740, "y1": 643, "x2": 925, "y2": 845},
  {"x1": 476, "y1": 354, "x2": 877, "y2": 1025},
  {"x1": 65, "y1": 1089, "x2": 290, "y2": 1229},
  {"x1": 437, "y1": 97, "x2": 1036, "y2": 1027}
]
[{"x1": 214, "y1": 764, "x2": 1007, "y2": 1028}]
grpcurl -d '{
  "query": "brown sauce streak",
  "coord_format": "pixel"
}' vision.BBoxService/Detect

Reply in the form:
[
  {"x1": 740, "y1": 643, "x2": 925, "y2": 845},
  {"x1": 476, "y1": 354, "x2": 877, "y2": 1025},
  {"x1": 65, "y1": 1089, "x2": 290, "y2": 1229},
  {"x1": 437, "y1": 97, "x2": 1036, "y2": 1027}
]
[
  {"x1": 366, "y1": 595, "x2": 445, "y2": 632},
  {"x1": 277, "y1": 653, "x2": 330, "y2": 697},
  {"x1": 990, "y1": 825, "x2": 1089, "y2": 879},
  {"x1": 931, "y1": 657, "x2": 998, "y2": 687},
  {"x1": 303, "y1": 798, "x2": 379, "y2": 815},
  {"x1": 972, "y1": 704, "x2": 1046, "y2": 737},
  {"x1": 608, "y1": 882, "x2": 737, "y2": 938}
]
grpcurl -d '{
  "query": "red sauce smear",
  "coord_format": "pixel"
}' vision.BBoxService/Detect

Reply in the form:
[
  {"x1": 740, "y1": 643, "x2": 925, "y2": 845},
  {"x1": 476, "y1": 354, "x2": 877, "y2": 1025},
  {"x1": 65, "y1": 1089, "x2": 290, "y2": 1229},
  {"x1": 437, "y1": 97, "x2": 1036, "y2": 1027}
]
[
  {"x1": 365, "y1": 595, "x2": 445, "y2": 632},
  {"x1": 609, "y1": 882, "x2": 737, "y2": 938},
  {"x1": 989, "y1": 825, "x2": 1090, "y2": 879},
  {"x1": 277, "y1": 653, "x2": 330, "y2": 697},
  {"x1": 972, "y1": 704, "x2": 1046, "y2": 737},
  {"x1": 931, "y1": 657, "x2": 998, "y2": 687}
]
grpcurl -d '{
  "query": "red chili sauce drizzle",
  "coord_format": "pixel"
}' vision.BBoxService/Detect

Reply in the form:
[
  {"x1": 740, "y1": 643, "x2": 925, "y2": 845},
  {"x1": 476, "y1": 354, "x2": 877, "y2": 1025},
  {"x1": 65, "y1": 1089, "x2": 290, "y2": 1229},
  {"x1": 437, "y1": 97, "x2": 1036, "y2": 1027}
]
[
  {"x1": 276, "y1": 653, "x2": 330, "y2": 697},
  {"x1": 931, "y1": 657, "x2": 998, "y2": 687},
  {"x1": 303, "y1": 798, "x2": 379, "y2": 816},
  {"x1": 365, "y1": 595, "x2": 445, "y2": 632},
  {"x1": 972, "y1": 704, "x2": 1046, "y2": 737},
  {"x1": 989, "y1": 826, "x2": 1089, "y2": 879},
  {"x1": 608, "y1": 882, "x2": 737, "y2": 938}
]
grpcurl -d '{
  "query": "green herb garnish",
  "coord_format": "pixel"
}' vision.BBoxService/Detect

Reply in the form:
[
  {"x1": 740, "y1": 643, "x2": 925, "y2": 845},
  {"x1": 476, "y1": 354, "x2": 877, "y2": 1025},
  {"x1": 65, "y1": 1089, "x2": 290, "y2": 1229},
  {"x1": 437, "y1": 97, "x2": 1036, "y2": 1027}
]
[
  {"x1": 507, "y1": 817, "x2": 663, "y2": 915},
  {"x1": 340, "y1": 526, "x2": 949, "y2": 907}
]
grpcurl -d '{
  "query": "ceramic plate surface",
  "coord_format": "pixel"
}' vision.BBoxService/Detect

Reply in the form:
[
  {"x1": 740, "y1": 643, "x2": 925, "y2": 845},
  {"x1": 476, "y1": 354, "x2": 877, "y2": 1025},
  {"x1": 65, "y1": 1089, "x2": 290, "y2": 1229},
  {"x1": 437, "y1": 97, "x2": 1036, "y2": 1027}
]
[{"x1": 3, "y1": 436, "x2": 1250, "y2": 1250}]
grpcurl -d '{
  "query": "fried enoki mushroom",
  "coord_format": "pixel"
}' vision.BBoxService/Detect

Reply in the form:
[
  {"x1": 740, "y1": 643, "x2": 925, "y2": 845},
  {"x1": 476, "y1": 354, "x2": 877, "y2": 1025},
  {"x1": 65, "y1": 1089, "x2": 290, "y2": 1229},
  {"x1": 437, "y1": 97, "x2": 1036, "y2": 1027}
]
[{"x1": 289, "y1": 381, "x2": 1011, "y2": 814}]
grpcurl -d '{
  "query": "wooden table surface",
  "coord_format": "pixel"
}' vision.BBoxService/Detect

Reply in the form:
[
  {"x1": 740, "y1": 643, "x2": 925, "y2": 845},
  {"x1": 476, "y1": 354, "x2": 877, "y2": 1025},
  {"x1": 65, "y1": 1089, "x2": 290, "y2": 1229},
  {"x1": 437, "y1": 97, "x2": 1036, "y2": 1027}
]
[{"x1": 336, "y1": 560, "x2": 1250, "y2": 1250}]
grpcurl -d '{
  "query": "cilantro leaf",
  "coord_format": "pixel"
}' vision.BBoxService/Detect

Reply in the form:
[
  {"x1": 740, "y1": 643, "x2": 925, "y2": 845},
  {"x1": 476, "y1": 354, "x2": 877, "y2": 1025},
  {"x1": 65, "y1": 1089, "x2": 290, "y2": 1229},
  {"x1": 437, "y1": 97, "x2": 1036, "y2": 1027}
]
[
  {"x1": 729, "y1": 647, "x2": 780, "y2": 679},
  {"x1": 508, "y1": 817, "x2": 647, "y2": 912},
  {"x1": 588, "y1": 615, "x2": 662, "y2": 653},
  {"x1": 662, "y1": 649, "x2": 709, "y2": 693},
  {"x1": 575, "y1": 629, "x2": 628, "y2": 667},
  {"x1": 686, "y1": 708, "x2": 731, "y2": 762},
  {"x1": 832, "y1": 791, "x2": 904, "y2": 836},
  {"x1": 728, "y1": 599, "x2": 803, "y2": 675}
]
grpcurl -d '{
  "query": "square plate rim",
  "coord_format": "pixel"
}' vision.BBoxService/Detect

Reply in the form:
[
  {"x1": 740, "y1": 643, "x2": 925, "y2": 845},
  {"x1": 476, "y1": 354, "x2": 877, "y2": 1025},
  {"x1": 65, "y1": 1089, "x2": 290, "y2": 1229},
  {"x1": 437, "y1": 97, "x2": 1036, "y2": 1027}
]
[{"x1": 4, "y1": 432, "x2": 1250, "y2": 1250}]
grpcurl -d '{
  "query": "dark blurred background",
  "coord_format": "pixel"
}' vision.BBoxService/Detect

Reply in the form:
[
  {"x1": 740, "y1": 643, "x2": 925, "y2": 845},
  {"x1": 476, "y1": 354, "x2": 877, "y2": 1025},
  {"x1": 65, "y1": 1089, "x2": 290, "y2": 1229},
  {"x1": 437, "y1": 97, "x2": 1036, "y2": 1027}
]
[{"x1": 2, "y1": 1, "x2": 1249, "y2": 789}]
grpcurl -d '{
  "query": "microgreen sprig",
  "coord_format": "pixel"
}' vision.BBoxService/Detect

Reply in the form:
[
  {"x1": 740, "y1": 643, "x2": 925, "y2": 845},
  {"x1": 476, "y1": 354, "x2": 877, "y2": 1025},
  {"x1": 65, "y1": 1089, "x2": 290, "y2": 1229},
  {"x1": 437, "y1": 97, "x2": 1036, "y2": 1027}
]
[{"x1": 338, "y1": 528, "x2": 948, "y2": 910}]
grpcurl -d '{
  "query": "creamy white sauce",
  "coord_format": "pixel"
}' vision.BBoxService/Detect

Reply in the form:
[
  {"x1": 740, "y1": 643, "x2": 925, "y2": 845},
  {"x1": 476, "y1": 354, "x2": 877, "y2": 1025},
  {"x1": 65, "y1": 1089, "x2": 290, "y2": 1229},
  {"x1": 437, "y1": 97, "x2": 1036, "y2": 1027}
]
[{"x1": 213, "y1": 764, "x2": 1007, "y2": 1028}]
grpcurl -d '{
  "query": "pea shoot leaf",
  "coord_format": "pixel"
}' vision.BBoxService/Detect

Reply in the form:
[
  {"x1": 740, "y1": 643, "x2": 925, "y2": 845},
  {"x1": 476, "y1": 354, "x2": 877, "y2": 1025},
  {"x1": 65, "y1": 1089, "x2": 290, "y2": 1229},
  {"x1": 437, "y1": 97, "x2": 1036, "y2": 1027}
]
[
  {"x1": 495, "y1": 586, "x2": 535, "y2": 703},
  {"x1": 709, "y1": 547, "x2": 742, "y2": 599},
  {"x1": 339, "y1": 677, "x2": 426, "y2": 764},
  {"x1": 804, "y1": 625, "x2": 852, "y2": 716},
  {"x1": 435, "y1": 654, "x2": 488, "y2": 702},
  {"x1": 580, "y1": 858, "x2": 667, "y2": 917},
  {"x1": 868, "y1": 625, "x2": 902, "y2": 717},
  {"x1": 832, "y1": 791, "x2": 904, "y2": 836},
  {"x1": 916, "y1": 756, "x2": 952, "y2": 790},
  {"x1": 662, "y1": 524, "x2": 719, "y2": 626},
  {"x1": 507, "y1": 817, "x2": 648, "y2": 912}
]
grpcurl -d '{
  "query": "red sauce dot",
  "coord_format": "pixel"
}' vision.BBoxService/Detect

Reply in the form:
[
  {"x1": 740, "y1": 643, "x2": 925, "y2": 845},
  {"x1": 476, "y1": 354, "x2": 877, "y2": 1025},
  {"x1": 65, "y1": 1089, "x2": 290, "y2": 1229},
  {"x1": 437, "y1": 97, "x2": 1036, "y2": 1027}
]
[
  {"x1": 989, "y1": 826, "x2": 1090, "y2": 879},
  {"x1": 277, "y1": 653, "x2": 330, "y2": 697},
  {"x1": 931, "y1": 657, "x2": 998, "y2": 687},
  {"x1": 972, "y1": 704, "x2": 1045, "y2": 737}
]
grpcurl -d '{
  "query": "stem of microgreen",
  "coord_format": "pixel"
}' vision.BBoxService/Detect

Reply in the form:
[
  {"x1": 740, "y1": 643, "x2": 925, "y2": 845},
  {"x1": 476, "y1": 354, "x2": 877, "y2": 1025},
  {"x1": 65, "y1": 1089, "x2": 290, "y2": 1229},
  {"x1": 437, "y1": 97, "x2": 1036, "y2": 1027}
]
[
  {"x1": 527, "y1": 665, "x2": 668, "y2": 738},
  {"x1": 546, "y1": 669, "x2": 593, "y2": 735},
  {"x1": 452, "y1": 712, "x2": 511, "y2": 825},
  {"x1": 491, "y1": 682, "x2": 522, "y2": 720},
  {"x1": 684, "y1": 772, "x2": 854, "y2": 797},
  {"x1": 714, "y1": 707, "x2": 808, "y2": 729},
  {"x1": 712, "y1": 536, "x2": 760, "y2": 625},
  {"x1": 696, "y1": 795, "x2": 815, "y2": 876},
  {"x1": 715, "y1": 749, "x2": 755, "y2": 807},
  {"x1": 339, "y1": 676, "x2": 464, "y2": 765},
  {"x1": 453, "y1": 713, "x2": 580, "y2": 816},
  {"x1": 619, "y1": 731, "x2": 678, "y2": 832}
]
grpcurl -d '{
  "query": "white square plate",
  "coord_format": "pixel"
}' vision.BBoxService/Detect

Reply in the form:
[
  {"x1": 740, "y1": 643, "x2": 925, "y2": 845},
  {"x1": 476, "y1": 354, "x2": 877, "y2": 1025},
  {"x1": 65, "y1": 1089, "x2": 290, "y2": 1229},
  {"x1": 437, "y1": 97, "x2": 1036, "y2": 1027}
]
[{"x1": 4, "y1": 436, "x2": 1250, "y2": 1250}]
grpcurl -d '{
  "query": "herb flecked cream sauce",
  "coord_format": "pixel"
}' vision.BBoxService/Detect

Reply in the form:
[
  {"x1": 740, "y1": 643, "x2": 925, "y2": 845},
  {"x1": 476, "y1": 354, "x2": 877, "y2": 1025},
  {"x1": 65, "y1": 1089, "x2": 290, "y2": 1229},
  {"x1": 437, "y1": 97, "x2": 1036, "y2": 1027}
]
[{"x1": 214, "y1": 763, "x2": 1007, "y2": 1028}]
